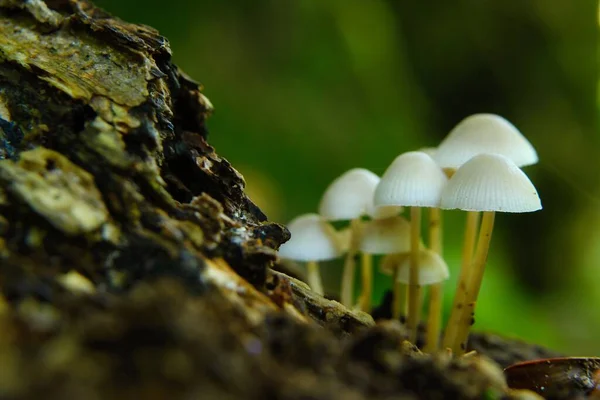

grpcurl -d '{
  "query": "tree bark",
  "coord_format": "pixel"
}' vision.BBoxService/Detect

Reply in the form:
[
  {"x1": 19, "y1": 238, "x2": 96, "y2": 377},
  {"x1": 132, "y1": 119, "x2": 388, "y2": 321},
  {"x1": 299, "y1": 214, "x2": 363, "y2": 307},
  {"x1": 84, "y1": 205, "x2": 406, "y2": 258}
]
[{"x1": 0, "y1": 0, "x2": 290, "y2": 294}]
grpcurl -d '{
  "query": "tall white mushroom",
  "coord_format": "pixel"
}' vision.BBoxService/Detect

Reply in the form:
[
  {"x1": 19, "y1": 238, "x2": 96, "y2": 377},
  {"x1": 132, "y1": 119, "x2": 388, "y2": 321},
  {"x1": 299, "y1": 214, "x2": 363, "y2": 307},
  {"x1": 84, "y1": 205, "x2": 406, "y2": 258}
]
[
  {"x1": 374, "y1": 152, "x2": 448, "y2": 341},
  {"x1": 433, "y1": 114, "x2": 538, "y2": 169},
  {"x1": 319, "y1": 168, "x2": 400, "y2": 308},
  {"x1": 279, "y1": 213, "x2": 344, "y2": 296},
  {"x1": 440, "y1": 154, "x2": 542, "y2": 354},
  {"x1": 433, "y1": 114, "x2": 538, "y2": 351}
]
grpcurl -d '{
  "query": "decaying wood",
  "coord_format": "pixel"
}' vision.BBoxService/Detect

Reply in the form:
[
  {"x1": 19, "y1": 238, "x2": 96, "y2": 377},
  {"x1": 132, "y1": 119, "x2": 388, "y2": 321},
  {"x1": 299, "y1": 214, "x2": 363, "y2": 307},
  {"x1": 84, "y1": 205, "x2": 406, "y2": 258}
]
[
  {"x1": 0, "y1": 1, "x2": 563, "y2": 399},
  {"x1": 0, "y1": 0, "x2": 289, "y2": 298}
]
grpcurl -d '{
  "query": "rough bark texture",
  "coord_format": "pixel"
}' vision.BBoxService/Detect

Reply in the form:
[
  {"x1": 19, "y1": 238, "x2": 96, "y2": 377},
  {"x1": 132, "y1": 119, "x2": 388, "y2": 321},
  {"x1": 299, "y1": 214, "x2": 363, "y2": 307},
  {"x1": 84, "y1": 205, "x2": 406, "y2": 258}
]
[{"x1": 0, "y1": 1, "x2": 565, "y2": 399}]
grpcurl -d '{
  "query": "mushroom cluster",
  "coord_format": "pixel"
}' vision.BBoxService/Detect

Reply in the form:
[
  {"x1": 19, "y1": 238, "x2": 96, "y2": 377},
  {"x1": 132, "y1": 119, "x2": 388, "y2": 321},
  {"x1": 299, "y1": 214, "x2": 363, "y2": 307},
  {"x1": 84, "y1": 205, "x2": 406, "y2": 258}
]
[{"x1": 278, "y1": 113, "x2": 542, "y2": 356}]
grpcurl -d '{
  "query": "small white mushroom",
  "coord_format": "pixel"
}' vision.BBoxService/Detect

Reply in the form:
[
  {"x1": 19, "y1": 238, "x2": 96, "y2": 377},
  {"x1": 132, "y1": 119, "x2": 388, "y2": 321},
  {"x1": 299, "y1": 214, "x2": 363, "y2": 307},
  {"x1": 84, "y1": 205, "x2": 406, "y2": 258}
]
[
  {"x1": 380, "y1": 249, "x2": 450, "y2": 325},
  {"x1": 320, "y1": 168, "x2": 400, "y2": 220},
  {"x1": 319, "y1": 168, "x2": 400, "y2": 309},
  {"x1": 374, "y1": 152, "x2": 448, "y2": 208},
  {"x1": 440, "y1": 154, "x2": 541, "y2": 354},
  {"x1": 279, "y1": 213, "x2": 343, "y2": 295},
  {"x1": 382, "y1": 249, "x2": 450, "y2": 285},
  {"x1": 320, "y1": 168, "x2": 401, "y2": 221},
  {"x1": 374, "y1": 151, "x2": 448, "y2": 340}
]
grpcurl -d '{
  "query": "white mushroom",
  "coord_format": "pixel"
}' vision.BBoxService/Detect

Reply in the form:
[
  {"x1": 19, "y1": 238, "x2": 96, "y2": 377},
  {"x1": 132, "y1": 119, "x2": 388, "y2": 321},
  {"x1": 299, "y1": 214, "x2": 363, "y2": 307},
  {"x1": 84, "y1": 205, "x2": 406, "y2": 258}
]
[
  {"x1": 440, "y1": 154, "x2": 541, "y2": 354},
  {"x1": 319, "y1": 168, "x2": 401, "y2": 221},
  {"x1": 432, "y1": 114, "x2": 539, "y2": 354},
  {"x1": 381, "y1": 249, "x2": 450, "y2": 330},
  {"x1": 279, "y1": 213, "x2": 344, "y2": 296},
  {"x1": 319, "y1": 168, "x2": 400, "y2": 309},
  {"x1": 434, "y1": 113, "x2": 538, "y2": 280},
  {"x1": 434, "y1": 113, "x2": 539, "y2": 286},
  {"x1": 440, "y1": 154, "x2": 542, "y2": 212},
  {"x1": 374, "y1": 152, "x2": 447, "y2": 208},
  {"x1": 374, "y1": 151, "x2": 448, "y2": 341},
  {"x1": 433, "y1": 113, "x2": 538, "y2": 170},
  {"x1": 320, "y1": 168, "x2": 379, "y2": 220},
  {"x1": 384, "y1": 249, "x2": 450, "y2": 285}
]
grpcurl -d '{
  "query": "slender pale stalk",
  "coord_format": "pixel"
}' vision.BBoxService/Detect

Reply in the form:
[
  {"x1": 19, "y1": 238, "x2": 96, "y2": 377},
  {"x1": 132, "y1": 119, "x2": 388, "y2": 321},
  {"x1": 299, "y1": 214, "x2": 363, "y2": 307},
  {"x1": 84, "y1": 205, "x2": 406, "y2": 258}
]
[
  {"x1": 428, "y1": 208, "x2": 443, "y2": 255},
  {"x1": 407, "y1": 206, "x2": 422, "y2": 343},
  {"x1": 340, "y1": 218, "x2": 362, "y2": 307},
  {"x1": 359, "y1": 252, "x2": 373, "y2": 312},
  {"x1": 306, "y1": 261, "x2": 324, "y2": 296},
  {"x1": 442, "y1": 210, "x2": 480, "y2": 350},
  {"x1": 424, "y1": 207, "x2": 443, "y2": 352},
  {"x1": 453, "y1": 211, "x2": 495, "y2": 354}
]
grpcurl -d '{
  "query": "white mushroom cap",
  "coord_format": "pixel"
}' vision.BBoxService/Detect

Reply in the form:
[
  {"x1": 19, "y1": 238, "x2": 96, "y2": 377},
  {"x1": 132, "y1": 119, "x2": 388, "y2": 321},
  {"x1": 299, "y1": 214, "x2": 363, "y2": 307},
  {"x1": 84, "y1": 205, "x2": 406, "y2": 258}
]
[
  {"x1": 380, "y1": 249, "x2": 450, "y2": 285},
  {"x1": 440, "y1": 153, "x2": 542, "y2": 213},
  {"x1": 359, "y1": 216, "x2": 411, "y2": 255},
  {"x1": 279, "y1": 214, "x2": 343, "y2": 262},
  {"x1": 319, "y1": 168, "x2": 380, "y2": 221},
  {"x1": 374, "y1": 151, "x2": 448, "y2": 208},
  {"x1": 433, "y1": 114, "x2": 538, "y2": 169}
]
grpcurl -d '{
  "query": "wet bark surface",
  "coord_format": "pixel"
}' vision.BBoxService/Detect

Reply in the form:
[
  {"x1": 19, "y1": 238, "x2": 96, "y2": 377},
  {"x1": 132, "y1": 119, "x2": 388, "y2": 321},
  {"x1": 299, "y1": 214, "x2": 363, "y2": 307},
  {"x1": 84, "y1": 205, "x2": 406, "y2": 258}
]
[{"x1": 0, "y1": 1, "x2": 565, "y2": 399}]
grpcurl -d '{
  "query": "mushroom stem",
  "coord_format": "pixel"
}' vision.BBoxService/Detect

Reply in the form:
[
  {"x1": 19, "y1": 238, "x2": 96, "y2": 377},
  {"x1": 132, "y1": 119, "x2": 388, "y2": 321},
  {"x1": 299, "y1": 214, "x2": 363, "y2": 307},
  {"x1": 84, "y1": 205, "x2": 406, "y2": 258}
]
[
  {"x1": 359, "y1": 252, "x2": 373, "y2": 312},
  {"x1": 453, "y1": 211, "x2": 495, "y2": 354},
  {"x1": 442, "y1": 210, "x2": 480, "y2": 350},
  {"x1": 407, "y1": 206, "x2": 422, "y2": 343},
  {"x1": 340, "y1": 218, "x2": 362, "y2": 307},
  {"x1": 424, "y1": 207, "x2": 443, "y2": 352},
  {"x1": 428, "y1": 207, "x2": 443, "y2": 254},
  {"x1": 306, "y1": 260, "x2": 324, "y2": 296}
]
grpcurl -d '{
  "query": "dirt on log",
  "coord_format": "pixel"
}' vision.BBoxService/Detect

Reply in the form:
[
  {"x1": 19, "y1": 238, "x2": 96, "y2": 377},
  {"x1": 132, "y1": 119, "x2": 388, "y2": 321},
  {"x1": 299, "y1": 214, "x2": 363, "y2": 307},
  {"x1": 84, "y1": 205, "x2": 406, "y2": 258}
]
[{"x1": 0, "y1": 1, "x2": 563, "y2": 399}]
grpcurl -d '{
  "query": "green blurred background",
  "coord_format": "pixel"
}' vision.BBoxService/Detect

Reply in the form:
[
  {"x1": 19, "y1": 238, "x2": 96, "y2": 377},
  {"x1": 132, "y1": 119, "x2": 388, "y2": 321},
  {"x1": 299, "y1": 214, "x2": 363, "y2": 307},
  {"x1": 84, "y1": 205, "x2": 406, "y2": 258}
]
[{"x1": 97, "y1": 0, "x2": 600, "y2": 354}]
